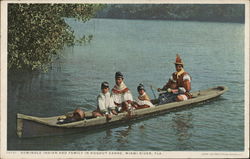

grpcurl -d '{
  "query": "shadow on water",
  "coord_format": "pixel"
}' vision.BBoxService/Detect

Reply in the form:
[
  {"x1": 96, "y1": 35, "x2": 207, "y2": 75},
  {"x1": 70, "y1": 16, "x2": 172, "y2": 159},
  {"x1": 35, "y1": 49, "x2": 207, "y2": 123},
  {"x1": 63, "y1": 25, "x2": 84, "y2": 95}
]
[
  {"x1": 172, "y1": 112, "x2": 194, "y2": 150},
  {"x1": 115, "y1": 125, "x2": 132, "y2": 144},
  {"x1": 15, "y1": 124, "x2": 134, "y2": 151}
]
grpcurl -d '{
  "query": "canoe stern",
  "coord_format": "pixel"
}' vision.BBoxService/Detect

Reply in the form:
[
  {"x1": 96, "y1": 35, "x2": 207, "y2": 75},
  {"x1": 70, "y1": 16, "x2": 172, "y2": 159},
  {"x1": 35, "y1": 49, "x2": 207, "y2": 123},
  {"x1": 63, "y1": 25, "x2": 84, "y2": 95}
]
[{"x1": 16, "y1": 114, "x2": 23, "y2": 138}]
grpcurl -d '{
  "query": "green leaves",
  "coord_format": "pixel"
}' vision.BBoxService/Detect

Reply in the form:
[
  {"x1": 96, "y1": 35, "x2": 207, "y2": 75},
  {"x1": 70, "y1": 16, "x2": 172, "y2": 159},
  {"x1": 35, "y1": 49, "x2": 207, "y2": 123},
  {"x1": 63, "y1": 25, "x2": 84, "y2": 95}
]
[{"x1": 8, "y1": 4, "x2": 101, "y2": 71}]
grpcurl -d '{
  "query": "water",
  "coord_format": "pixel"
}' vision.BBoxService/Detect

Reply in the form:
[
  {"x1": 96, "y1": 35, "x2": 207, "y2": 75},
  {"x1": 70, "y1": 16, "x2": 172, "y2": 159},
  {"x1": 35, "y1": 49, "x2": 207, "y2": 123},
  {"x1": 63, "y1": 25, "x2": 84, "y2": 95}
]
[{"x1": 8, "y1": 18, "x2": 245, "y2": 151}]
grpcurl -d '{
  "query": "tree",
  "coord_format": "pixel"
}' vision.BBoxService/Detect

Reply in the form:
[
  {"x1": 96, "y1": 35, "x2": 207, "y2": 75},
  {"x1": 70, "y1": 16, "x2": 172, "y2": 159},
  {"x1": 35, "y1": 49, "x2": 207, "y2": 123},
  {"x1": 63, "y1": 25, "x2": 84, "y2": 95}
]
[
  {"x1": 8, "y1": 4, "x2": 101, "y2": 71},
  {"x1": 95, "y1": 4, "x2": 244, "y2": 22}
]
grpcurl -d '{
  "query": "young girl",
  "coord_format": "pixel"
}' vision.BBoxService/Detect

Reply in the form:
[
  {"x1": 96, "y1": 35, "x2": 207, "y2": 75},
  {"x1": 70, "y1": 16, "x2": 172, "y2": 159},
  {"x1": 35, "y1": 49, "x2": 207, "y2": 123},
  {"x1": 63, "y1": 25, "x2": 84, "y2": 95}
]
[{"x1": 133, "y1": 84, "x2": 154, "y2": 109}]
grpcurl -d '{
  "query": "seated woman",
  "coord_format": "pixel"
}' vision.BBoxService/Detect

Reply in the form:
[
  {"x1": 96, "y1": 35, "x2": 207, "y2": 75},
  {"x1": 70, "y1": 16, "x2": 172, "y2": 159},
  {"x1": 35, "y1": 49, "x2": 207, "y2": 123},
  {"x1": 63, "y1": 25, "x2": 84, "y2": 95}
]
[
  {"x1": 111, "y1": 72, "x2": 134, "y2": 112},
  {"x1": 133, "y1": 84, "x2": 155, "y2": 109}
]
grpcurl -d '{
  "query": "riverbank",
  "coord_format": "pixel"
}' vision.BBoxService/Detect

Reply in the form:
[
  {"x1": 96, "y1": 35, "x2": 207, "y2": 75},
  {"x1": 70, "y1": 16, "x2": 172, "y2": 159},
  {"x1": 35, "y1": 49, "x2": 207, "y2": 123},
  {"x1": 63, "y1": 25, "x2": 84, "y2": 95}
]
[{"x1": 95, "y1": 4, "x2": 245, "y2": 23}]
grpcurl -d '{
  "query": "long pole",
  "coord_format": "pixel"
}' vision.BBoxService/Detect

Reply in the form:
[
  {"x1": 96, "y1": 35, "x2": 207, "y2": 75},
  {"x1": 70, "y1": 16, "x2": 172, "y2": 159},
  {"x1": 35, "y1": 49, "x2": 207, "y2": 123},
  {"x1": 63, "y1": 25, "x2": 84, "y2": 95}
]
[{"x1": 150, "y1": 85, "x2": 157, "y2": 99}]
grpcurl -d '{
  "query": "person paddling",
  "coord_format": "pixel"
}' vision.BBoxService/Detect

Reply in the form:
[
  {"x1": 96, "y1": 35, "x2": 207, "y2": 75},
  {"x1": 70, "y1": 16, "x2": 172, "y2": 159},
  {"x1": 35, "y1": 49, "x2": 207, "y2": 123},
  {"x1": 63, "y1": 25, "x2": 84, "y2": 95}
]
[
  {"x1": 92, "y1": 82, "x2": 117, "y2": 120},
  {"x1": 157, "y1": 54, "x2": 192, "y2": 104},
  {"x1": 111, "y1": 71, "x2": 134, "y2": 112},
  {"x1": 133, "y1": 84, "x2": 155, "y2": 109}
]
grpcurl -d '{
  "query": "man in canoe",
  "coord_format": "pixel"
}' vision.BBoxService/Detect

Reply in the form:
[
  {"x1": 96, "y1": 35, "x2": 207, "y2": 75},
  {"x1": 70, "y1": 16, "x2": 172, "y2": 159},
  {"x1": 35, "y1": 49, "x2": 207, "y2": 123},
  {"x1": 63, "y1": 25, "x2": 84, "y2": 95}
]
[
  {"x1": 92, "y1": 81, "x2": 118, "y2": 120},
  {"x1": 133, "y1": 83, "x2": 155, "y2": 109},
  {"x1": 111, "y1": 71, "x2": 134, "y2": 112},
  {"x1": 157, "y1": 54, "x2": 192, "y2": 104}
]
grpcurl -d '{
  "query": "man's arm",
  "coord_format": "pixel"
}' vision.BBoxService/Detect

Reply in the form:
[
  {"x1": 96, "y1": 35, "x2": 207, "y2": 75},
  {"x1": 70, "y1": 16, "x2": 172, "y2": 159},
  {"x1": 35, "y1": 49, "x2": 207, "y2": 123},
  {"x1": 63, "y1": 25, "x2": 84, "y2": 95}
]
[{"x1": 182, "y1": 74, "x2": 191, "y2": 92}]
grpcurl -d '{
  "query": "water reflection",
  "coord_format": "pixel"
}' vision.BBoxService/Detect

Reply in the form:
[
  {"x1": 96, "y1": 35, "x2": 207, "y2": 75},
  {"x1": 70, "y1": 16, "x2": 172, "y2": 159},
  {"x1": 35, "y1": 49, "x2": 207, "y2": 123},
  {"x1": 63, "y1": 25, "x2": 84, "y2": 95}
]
[
  {"x1": 116, "y1": 125, "x2": 132, "y2": 147},
  {"x1": 172, "y1": 112, "x2": 194, "y2": 150},
  {"x1": 103, "y1": 129, "x2": 112, "y2": 141}
]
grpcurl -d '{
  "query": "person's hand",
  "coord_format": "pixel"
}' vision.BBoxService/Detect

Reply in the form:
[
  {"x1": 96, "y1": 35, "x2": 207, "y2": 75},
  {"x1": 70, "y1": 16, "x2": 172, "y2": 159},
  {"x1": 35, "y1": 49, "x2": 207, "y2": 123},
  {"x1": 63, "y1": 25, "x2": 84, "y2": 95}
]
[
  {"x1": 127, "y1": 100, "x2": 132, "y2": 104},
  {"x1": 111, "y1": 109, "x2": 118, "y2": 115},
  {"x1": 131, "y1": 102, "x2": 138, "y2": 109},
  {"x1": 167, "y1": 88, "x2": 172, "y2": 93},
  {"x1": 172, "y1": 89, "x2": 179, "y2": 94},
  {"x1": 105, "y1": 114, "x2": 112, "y2": 120}
]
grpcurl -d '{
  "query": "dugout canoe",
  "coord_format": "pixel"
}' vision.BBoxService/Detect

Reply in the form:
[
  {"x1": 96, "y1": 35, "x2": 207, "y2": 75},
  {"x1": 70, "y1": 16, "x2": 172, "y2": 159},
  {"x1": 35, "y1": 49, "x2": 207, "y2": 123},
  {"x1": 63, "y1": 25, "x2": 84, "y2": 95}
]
[{"x1": 17, "y1": 86, "x2": 228, "y2": 138}]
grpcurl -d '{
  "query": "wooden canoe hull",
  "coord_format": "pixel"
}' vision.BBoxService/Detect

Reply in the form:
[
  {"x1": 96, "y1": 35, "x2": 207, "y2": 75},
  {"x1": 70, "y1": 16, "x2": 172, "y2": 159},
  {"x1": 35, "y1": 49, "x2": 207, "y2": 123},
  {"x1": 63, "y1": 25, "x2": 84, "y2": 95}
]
[{"x1": 17, "y1": 86, "x2": 228, "y2": 138}]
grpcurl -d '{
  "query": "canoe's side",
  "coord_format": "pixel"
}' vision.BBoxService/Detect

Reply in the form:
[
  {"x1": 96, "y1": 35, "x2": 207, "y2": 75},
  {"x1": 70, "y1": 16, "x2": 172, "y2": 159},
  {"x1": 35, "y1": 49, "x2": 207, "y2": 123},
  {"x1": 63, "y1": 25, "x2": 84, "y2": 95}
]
[
  {"x1": 119, "y1": 86, "x2": 228, "y2": 119},
  {"x1": 17, "y1": 111, "x2": 133, "y2": 138},
  {"x1": 17, "y1": 117, "x2": 80, "y2": 138},
  {"x1": 16, "y1": 111, "x2": 94, "y2": 138},
  {"x1": 17, "y1": 86, "x2": 228, "y2": 138}
]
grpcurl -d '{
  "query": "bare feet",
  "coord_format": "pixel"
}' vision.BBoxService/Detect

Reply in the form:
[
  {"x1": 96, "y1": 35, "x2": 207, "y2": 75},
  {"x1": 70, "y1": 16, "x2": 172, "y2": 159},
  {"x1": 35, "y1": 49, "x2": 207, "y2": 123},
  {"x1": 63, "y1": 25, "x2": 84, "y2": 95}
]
[
  {"x1": 105, "y1": 114, "x2": 112, "y2": 120},
  {"x1": 111, "y1": 109, "x2": 118, "y2": 115}
]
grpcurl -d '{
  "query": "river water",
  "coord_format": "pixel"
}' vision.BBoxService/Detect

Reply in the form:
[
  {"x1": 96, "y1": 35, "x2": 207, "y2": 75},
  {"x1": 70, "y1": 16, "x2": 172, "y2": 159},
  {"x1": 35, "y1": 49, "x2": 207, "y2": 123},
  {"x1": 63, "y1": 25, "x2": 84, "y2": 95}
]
[{"x1": 8, "y1": 18, "x2": 245, "y2": 151}]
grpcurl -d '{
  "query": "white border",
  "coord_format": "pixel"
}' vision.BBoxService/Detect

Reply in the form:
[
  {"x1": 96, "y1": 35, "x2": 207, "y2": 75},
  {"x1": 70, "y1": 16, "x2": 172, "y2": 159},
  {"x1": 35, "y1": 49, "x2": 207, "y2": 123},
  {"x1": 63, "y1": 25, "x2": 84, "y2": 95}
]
[
  {"x1": 244, "y1": 0, "x2": 250, "y2": 156},
  {"x1": 1, "y1": 0, "x2": 249, "y2": 4},
  {"x1": 1, "y1": 0, "x2": 249, "y2": 158},
  {"x1": 1, "y1": 0, "x2": 8, "y2": 158}
]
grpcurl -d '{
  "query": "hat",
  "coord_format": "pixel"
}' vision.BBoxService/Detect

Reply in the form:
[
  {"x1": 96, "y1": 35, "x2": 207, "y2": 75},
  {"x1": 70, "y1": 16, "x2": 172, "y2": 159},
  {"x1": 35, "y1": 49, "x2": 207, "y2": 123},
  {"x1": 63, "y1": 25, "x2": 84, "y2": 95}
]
[
  {"x1": 137, "y1": 83, "x2": 145, "y2": 91},
  {"x1": 174, "y1": 54, "x2": 184, "y2": 66},
  {"x1": 115, "y1": 71, "x2": 123, "y2": 79},
  {"x1": 101, "y1": 81, "x2": 109, "y2": 89}
]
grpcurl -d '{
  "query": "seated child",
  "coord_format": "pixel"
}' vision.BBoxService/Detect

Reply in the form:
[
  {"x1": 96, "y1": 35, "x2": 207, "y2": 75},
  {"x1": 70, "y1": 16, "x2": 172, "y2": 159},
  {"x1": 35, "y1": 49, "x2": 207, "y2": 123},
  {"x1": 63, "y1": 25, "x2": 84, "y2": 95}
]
[
  {"x1": 92, "y1": 81, "x2": 117, "y2": 120},
  {"x1": 133, "y1": 84, "x2": 155, "y2": 109}
]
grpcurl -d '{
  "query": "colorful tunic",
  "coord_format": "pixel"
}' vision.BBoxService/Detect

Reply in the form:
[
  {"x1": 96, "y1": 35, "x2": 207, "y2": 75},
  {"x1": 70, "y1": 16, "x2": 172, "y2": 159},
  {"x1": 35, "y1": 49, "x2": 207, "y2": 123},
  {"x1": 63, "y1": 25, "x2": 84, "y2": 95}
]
[
  {"x1": 163, "y1": 69, "x2": 192, "y2": 99},
  {"x1": 111, "y1": 82, "x2": 133, "y2": 105}
]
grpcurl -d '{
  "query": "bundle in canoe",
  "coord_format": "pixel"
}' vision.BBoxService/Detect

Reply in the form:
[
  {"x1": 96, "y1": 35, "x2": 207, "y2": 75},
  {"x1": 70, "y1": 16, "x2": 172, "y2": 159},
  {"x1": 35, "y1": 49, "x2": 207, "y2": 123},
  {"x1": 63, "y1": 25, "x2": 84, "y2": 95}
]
[{"x1": 17, "y1": 86, "x2": 228, "y2": 138}]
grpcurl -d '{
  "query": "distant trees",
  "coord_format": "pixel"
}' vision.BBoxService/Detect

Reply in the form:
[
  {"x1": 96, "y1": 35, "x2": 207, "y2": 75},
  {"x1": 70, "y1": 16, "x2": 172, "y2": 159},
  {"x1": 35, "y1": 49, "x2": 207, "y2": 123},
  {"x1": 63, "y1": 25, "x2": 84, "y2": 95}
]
[
  {"x1": 96, "y1": 4, "x2": 245, "y2": 23},
  {"x1": 8, "y1": 4, "x2": 101, "y2": 71},
  {"x1": 8, "y1": 4, "x2": 244, "y2": 71}
]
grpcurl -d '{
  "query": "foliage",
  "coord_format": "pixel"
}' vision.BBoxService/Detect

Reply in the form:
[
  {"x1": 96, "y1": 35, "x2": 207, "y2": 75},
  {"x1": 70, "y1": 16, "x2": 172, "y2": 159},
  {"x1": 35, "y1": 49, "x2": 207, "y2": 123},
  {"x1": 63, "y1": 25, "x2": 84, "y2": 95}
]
[
  {"x1": 8, "y1": 4, "x2": 101, "y2": 71},
  {"x1": 96, "y1": 4, "x2": 245, "y2": 23}
]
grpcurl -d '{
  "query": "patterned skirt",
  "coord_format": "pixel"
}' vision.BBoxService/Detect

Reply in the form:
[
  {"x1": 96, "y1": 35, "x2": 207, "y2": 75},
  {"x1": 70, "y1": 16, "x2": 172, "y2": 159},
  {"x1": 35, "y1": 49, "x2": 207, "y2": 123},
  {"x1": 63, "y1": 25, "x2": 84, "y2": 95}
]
[{"x1": 158, "y1": 92, "x2": 177, "y2": 105}]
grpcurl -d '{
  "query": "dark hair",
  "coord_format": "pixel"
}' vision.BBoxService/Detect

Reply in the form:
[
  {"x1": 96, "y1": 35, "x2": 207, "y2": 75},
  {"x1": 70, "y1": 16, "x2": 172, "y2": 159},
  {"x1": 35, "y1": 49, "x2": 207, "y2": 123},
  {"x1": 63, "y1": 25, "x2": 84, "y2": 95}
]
[
  {"x1": 137, "y1": 83, "x2": 145, "y2": 92},
  {"x1": 175, "y1": 64, "x2": 183, "y2": 68},
  {"x1": 115, "y1": 71, "x2": 124, "y2": 79},
  {"x1": 101, "y1": 81, "x2": 109, "y2": 89}
]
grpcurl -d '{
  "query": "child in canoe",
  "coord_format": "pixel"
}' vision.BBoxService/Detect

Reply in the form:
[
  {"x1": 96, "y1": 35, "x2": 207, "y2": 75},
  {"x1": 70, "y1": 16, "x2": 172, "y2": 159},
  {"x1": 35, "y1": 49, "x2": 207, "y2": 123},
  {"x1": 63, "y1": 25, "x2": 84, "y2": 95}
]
[
  {"x1": 111, "y1": 71, "x2": 134, "y2": 112},
  {"x1": 133, "y1": 84, "x2": 155, "y2": 109},
  {"x1": 92, "y1": 81, "x2": 118, "y2": 120}
]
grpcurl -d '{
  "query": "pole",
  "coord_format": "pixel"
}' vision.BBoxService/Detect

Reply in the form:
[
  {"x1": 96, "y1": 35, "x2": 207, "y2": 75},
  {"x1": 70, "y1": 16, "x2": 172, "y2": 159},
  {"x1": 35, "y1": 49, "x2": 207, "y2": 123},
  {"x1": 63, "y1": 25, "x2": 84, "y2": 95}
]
[{"x1": 150, "y1": 85, "x2": 157, "y2": 99}]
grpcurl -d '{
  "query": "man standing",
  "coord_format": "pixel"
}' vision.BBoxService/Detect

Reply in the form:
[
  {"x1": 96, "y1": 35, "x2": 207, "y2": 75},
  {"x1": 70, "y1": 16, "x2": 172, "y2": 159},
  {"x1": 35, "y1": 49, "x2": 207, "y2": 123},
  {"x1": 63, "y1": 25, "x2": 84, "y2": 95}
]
[
  {"x1": 111, "y1": 71, "x2": 134, "y2": 112},
  {"x1": 158, "y1": 54, "x2": 192, "y2": 103},
  {"x1": 92, "y1": 81, "x2": 117, "y2": 119}
]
